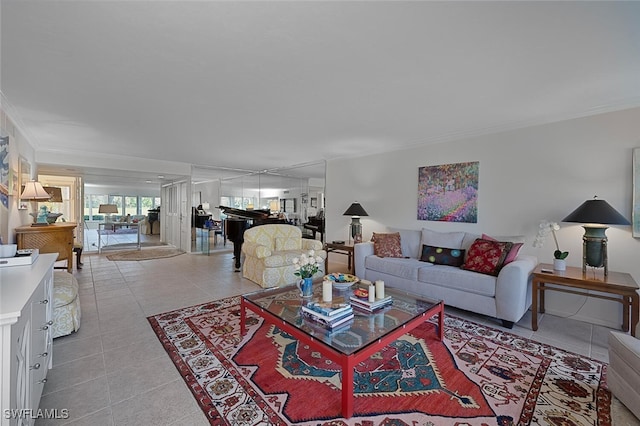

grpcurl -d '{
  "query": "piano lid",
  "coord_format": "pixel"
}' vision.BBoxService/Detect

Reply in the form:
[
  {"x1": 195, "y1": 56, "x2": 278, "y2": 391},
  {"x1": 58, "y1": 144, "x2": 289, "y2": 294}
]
[{"x1": 218, "y1": 205, "x2": 271, "y2": 220}]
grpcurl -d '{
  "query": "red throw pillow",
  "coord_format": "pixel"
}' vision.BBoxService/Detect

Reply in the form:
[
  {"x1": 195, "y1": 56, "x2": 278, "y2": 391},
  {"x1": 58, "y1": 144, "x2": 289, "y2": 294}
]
[
  {"x1": 481, "y1": 234, "x2": 523, "y2": 265},
  {"x1": 371, "y1": 232, "x2": 403, "y2": 258},
  {"x1": 462, "y1": 238, "x2": 513, "y2": 276}
]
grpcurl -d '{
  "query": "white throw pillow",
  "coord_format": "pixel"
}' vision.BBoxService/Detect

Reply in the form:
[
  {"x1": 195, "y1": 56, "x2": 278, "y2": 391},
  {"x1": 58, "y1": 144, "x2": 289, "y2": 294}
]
[{"x1": 421, "y1": 228, "x2": 465, "y2": 250}]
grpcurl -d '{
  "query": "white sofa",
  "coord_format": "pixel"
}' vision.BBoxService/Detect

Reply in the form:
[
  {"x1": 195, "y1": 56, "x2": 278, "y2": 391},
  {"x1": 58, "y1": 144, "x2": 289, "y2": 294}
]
[
  {"x1": 354, "y1": 228, "x2": 538, "y2": 328},
  {"x1": 608, "y1": 325, "x2": 640, "y2": 420}
]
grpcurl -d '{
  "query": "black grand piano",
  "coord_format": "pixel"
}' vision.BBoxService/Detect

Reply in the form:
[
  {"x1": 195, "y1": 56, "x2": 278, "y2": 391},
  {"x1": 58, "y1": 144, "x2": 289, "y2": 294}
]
[{"x1": 219, "y1": 206, "x2": 288, "y2": 271}]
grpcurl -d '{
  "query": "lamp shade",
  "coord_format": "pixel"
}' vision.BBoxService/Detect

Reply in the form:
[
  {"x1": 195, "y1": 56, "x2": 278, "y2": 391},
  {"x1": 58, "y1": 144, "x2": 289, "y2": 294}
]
[
  {"x1": 343, "y1": 202, "x2": 369, "y2": 217},
  {"x1": 562, "y1": 197, "x2": 630, "y2": 225},
  {"x1": 20, "y1": 181, "x2": 52, "y2": 200},
  {"x1": 98, "y1": 204, "x2": 119, "y2": 214}
]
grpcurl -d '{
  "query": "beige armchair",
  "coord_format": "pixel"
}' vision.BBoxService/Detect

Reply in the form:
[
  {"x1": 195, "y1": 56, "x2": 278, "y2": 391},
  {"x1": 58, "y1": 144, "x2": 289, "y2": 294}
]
[
  {"x1": 241, "y1": 224, "x2": 326, "y2": 288},
  {"x1": 608, "y1": 323, "x2": 640, "y2": 420}
]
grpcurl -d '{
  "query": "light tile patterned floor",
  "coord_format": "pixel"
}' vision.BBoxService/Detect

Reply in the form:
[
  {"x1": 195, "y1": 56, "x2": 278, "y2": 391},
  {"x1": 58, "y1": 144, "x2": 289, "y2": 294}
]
[{"x1": 36, "y1": 251, "x2": 638, "y2": 425}]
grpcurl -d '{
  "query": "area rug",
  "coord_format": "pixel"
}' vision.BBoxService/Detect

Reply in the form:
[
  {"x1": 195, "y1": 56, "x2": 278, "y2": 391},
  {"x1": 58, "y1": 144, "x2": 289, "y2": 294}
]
[
  {"x1": 106, "y1": 247, "x2": 184, "y2": 261},
  {"x1": 147, "y1": 296, "x2": 611, "y2": 425}
]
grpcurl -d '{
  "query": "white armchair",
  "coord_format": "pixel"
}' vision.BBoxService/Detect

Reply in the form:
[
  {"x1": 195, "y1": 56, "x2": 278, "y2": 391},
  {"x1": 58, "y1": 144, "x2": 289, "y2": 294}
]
[
  {"x1": 608, "y1": 323, "x2": 640, "y2": 420},
  {"x1": 241, "y1": 224, "x2": 326, "y2": 288}
]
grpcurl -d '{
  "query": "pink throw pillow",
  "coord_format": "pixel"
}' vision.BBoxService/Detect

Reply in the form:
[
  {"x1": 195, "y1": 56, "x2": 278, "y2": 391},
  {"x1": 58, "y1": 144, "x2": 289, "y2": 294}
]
[{"x1": 482, "y1": 234, "x2": 523, "y2": 265}]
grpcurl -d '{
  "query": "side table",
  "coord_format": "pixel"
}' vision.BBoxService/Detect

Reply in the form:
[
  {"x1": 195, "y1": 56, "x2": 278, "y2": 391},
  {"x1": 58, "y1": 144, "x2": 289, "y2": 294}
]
[
  {"x1": 531, "y1": 263, "x2": 639, "y2": 335},
  {"x1": 15, "y1": 222, "x2": 77, "y2": 272},
  {"x1": 324, "y1": 242, "x2": 355, "y2": 274}
]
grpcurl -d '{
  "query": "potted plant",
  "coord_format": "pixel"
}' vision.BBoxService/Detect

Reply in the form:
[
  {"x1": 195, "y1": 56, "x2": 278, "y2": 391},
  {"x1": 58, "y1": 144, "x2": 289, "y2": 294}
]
[{"x1": 534, "y1": 221, "x2": 568, "y2": 270}]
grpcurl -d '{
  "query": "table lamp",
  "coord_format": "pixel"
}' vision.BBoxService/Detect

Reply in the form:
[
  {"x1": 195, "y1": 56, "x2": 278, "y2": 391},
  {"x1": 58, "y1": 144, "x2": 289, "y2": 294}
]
[
  {"x1": 20, "y1": 180, "x2": 52, "y2": 225},
  {"x1": 343, "y1": 202, "x2": 368, "y2": 243},
  {"x1": 562, "y1": 196, "x2": 630, "y2": 275},
  {"x1": 98, "y1": 204, "x2": 119, "y2": 222}
]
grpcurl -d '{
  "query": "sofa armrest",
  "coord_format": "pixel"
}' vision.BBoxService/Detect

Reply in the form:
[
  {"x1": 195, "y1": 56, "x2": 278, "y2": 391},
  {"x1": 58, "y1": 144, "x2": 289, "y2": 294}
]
[
  {"x1": 354, "y1": 242, "x2": 375, "y2": 278},
  {"x1": 241, "y1": 241, "x2": 272, "y2": 259},
  {"x1": 302, "y1": 239, "x2": 324, "y2": 252},
  {"x1": 495, "y1": 254, "x2": 538, "y2": 322}
]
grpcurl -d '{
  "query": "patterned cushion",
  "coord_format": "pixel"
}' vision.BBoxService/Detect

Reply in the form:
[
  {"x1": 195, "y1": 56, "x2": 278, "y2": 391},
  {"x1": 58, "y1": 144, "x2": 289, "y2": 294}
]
[
  {"x1": 372, "y1": 232, "x2": 403, "y2": 258},
  {"x1": 462, "y1": 238, "x2": 513, "y2": 276},
  {"x1": 275, "y1": 237, "x2": 302, "y2": 251},
  {"x1": 420, "y1": 245, "x2": 465, "y2": 267},
  {"x1": 481, "y1": 234, "x2": 523, "y2": 265}
]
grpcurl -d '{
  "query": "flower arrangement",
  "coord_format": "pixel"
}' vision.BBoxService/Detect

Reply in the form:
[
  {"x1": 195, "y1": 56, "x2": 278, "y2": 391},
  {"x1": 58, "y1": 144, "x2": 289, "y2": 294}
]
[
  {"x1": 533, "y1": 220, "x2": 569, "y2": 260},
  {"x1": 292, "y1": 250, "x2": 323, "y2": 279}
]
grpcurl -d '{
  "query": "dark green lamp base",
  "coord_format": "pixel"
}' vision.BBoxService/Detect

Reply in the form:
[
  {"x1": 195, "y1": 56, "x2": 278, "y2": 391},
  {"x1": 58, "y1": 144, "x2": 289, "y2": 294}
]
[{"x1": 581, "y1": 225, "x2": 608, "y2": 275}]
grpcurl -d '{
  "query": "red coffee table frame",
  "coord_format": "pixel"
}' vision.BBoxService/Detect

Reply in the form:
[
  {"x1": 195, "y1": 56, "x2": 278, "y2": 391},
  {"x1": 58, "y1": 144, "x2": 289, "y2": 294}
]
[{"x1": 241, "y1": 296, "x2": 444, "y2": 418}]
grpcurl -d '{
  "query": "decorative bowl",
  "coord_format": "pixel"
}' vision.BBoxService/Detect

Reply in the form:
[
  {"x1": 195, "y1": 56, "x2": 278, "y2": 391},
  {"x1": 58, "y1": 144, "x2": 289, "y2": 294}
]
[
  {"x1": 0, "y1": 244, "x2": 18, "y2": 258},
  {"x1": 46, "y1": 213, "x2": 63, "y2": 224},
  {"x1": 324, "y1": 273, "x2": 359, "y2": 289}
]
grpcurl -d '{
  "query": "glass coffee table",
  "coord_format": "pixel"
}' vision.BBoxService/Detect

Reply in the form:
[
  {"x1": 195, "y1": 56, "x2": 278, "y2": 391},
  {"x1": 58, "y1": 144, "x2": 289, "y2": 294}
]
[{"x1": 240, "y1": 283, "x2": 443, "y2": 418}]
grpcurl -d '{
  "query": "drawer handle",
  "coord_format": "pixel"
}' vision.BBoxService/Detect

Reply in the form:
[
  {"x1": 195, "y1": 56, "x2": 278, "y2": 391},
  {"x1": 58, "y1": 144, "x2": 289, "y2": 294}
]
[
  {"x1": 30, "y1": 363, "x2": 41, "y2": 370},
  {"x1": 38, "y1": 352, "x2": 49, "y2": 358},
  {"x1": 41, "y1": 325, "x2": 49, "y2": 331},
  {"x1": 40, "y1": 299, "x2": 49, "y2": 304},
  {"x1": 46, "y1": 320, "x2": 54, "y2": 326},
  {"x1": 38, "y1": 378, "x2": 47, "y2": 384}
]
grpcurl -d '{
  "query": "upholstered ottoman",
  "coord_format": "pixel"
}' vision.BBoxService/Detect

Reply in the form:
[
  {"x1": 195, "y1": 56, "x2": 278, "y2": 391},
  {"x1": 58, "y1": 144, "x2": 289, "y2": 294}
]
[{"x1": 52, "y1": 271, "x2": 82, "y2": 338}]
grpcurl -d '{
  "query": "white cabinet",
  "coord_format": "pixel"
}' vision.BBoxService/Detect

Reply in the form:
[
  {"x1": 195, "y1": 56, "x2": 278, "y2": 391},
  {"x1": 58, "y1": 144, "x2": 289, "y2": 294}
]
[{"x1": 1, "y1": 254, "x2": 56, "y2": 426}]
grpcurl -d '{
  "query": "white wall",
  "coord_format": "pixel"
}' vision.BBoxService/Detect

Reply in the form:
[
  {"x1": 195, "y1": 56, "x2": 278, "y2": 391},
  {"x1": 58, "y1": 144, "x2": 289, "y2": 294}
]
[{"x1": 326, "y1": 106, "x2": 640, "y2": 328}]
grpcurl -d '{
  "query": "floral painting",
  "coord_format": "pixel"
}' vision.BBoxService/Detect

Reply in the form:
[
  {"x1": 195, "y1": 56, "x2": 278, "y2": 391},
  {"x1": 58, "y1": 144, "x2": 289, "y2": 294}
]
[
  {"x1": 634, "y1": 148, "x2": 639, "y2": 238},
  {"x1": 417, "y1": 161, "x2": 479, "y2": 223},
  {"x1": 0, "y1": 134, "x2": 9, "y2": 209}
]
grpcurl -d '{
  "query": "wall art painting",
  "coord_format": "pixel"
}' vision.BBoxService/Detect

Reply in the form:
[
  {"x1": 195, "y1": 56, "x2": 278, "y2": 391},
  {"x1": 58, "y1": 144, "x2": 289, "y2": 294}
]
[
  {"x1": 417, "y1": 161, "x2": 479, "y2": 223},
  {"x1": 633, "y1": 148, "x2": 639, "y2": 238},
  {"x1": 0, "y1": 134, "x2": 9, "y2": 209}
]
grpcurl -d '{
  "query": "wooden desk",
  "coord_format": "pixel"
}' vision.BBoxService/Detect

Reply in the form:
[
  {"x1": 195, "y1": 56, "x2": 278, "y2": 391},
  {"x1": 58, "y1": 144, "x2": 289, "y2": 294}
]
[
  {"x1": 15, "y1": 223, "x2": 77, "y2": 273},
  {"x1": 531, "y1": 263, "x2": 639, "y2": 335},
  {"x1": 324, "y1": 242, "x2": 355, "y2": 274}
]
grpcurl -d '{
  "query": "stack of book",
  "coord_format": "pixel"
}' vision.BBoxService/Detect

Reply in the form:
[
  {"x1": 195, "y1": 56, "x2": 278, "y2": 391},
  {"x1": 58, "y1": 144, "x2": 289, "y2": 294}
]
[
  {"x1": 301, "y1": 301, "x2": 354, "y2": 330},
  {"x1": 349, "y1": 295, "x2": 393, "y2": 312}
]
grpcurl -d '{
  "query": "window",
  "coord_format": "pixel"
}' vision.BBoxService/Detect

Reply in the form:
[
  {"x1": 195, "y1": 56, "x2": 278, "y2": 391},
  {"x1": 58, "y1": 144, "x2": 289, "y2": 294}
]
[{"x1": 84, "y1": 194, "x2": 161, "y2": 221}]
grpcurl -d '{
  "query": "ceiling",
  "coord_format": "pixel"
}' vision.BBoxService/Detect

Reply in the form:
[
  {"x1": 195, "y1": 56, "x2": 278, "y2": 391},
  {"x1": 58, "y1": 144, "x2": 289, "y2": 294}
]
[{"x1": 2, "y1": 1, "x2": 640, "y2": 186}]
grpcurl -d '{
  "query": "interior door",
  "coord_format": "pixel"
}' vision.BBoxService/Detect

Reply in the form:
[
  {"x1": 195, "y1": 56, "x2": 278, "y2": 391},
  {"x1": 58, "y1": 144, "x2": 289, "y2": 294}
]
[
  {"x1": 179, "y1": 182, "x2": 191, "y2": 251},
  {"x1": 163, "y1": 181, "x2": 191, "y2": 251}
]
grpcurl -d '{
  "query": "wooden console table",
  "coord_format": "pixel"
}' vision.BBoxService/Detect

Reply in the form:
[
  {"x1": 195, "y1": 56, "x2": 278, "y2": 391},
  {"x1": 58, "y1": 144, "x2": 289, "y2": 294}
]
[
  {"x1": 324, "y1": 242, "x2": 355, "y2": 274},
  {"x1": 531, "y1": 263, "x2": 639, "y2": 335},
  {"x1": 15, "y1": 222, "x2": 77, "y2": 273}
]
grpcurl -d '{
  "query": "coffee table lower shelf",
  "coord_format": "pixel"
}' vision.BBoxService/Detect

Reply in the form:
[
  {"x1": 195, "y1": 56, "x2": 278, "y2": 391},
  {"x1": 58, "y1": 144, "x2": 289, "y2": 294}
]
[{"x1": 240, "y1": 298, "x2": 444, "y2": 418}]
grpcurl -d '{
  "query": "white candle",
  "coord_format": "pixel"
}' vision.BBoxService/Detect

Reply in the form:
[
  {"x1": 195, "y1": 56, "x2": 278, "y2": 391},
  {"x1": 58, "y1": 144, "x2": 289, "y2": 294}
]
[
  {"x1": 375, "y1": 280, "x2": 385, "y2": 300},
  {"x1": 322, "y1": 280, "x2": 333, "y2": 302},
  {"x1": 368, "y1": 284, "x2": 375, "y2": 302}
]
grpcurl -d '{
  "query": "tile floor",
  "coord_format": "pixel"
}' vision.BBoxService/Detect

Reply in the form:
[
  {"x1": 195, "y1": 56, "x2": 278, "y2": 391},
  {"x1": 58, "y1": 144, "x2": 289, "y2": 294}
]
[{"x1": 36, "y1": 250, "x2": 638, "y2": 425}]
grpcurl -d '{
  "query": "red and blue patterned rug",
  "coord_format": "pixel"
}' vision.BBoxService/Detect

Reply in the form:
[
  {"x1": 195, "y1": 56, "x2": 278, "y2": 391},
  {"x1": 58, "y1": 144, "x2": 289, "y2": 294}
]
[{"x1": 147, "y1": 296, "x2": 611, "y2": 425}]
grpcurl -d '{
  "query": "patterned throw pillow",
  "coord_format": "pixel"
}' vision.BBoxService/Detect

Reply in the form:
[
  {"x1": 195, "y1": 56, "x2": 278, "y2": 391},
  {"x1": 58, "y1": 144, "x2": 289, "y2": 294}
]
[
  {"x1": 420, "y1": 245, "x2": 465, "y2": 267},
  {"x1": 481, "y1": 234, "x2": 523, "y2": 265},
  {"x1": 462, "y1": 239, "x2": 513, "y2": 276},
  {"x1": 371, "y1": 232, "x2": 403, "y2": 258}
]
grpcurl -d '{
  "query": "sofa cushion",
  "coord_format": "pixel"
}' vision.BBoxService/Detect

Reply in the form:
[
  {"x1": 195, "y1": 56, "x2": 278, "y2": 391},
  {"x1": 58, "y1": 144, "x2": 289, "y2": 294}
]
[
  {"x1": 365, "y1": 255, "x2": 427, "y2": 281},
  {"x1": 263, "y1": 250, "x2": 304, "y2": 268},
  {"x1": 275, "y1": 237, "x2": 302, "y2": 251},
  {"x1": 418, "y1": 264, "x2": 497, "y2": 297},
  {"x1": 389, "y1": 228, "x2": 422, "y2": 259},
  {"x1": 372, "y1": 232, "x2": 403, "y2": 258},
  {"x1": 482, "y1": 233, "x2": 523, "y2": 265},
  {"x1": 421, "y1": 228, "x2": 465, "y2": 249},
  {"x1": 420, "y1": 245, "x2": 465, "y2": 267},
  {"x1": 462, "y1": 238, "x2": 513, "y2": 276}
]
